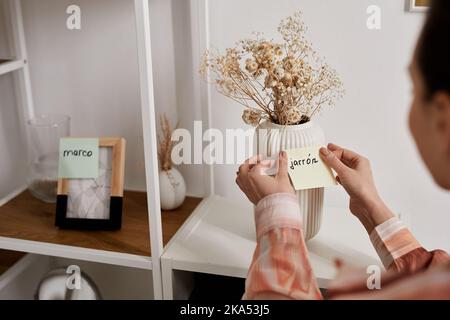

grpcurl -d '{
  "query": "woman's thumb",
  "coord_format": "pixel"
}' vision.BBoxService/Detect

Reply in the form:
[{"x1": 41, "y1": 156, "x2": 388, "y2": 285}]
[{"x1": 320, "y1": 147, "x2": 348, "y2": 175}]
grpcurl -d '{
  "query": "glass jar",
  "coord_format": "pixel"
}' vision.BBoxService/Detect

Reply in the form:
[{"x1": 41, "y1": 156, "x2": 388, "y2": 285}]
[{"x1": 27, "y1": 114, "x2": 70, "y2": 203}]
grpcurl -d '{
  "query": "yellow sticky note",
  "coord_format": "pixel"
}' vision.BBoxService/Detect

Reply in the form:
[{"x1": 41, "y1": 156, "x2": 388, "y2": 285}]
[{"x1": 286, "y1": 146, "x2": 337, "y2": 190}]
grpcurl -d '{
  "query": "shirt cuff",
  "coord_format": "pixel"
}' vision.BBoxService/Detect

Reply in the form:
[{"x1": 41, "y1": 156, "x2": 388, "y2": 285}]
[
  {"x1": 369, "y1": 216, "x2": 421, "y2": 268},
  {"x1": 254, "y1": 193, "x2": 302, "y2": 240}
]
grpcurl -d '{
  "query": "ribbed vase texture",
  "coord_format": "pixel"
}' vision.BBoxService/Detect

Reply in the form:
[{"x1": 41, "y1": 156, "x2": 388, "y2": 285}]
[{"x1": 256, "y1": 120, "x2": 325, "y2": 240}]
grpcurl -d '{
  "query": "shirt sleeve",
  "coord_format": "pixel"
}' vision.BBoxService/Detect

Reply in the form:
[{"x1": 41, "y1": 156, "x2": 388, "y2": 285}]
[
  {"x1": 242, "y1": 193, "x2": 322, "y2": 300},
  {"x1": 369, "y1": 217, "x2": 449, "y2": 272}
]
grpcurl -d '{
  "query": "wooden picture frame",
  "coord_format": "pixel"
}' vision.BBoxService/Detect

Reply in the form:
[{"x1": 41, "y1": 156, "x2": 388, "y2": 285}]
[
  {"x1": 56, "y1": 138, "x2": 126, "y2": 230},
  {"x1": 408, "y1": 0, "x2": 430, "y2": 12}
]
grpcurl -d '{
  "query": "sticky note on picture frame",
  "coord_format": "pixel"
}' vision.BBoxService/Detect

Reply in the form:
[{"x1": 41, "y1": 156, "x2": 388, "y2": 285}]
[
  {"x1": 285, "y1": 146, "x2": 337, "y2": 190},
  {"x1": 58, "y1": 138, "x2": 99, "y2": 179}
]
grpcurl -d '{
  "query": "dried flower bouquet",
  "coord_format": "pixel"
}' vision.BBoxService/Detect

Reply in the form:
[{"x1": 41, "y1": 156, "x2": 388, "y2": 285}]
[{"x1": 200, "y1": 12, "x2": 344, "y2": 126}]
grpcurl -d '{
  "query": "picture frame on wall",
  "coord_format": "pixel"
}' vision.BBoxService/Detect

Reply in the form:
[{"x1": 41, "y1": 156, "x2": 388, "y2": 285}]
[
  {"x1": 408, "y1": 0, "x2": 430, "y2": 12},
  {"x1": 56, "y1": 137, "x2": 126, "y2": 230}
]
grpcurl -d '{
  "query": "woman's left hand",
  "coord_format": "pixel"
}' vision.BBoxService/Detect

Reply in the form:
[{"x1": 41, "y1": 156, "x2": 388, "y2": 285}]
[{"x1": 236, "y1": 151, "x2": 295, "y2": 205}]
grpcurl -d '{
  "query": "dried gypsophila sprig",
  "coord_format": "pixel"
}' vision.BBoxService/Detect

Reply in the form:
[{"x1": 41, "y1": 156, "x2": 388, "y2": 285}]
[
  {"x1": 200, "y1": 11, "x2": 345, "y2": 126},
  {"x1": 158, "y1": 113, "x2": 179, "y2": 171}
]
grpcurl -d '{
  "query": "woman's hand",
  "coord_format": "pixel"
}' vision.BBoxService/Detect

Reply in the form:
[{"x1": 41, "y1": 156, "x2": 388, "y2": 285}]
[
  {"x1": 320, "y1": 143, "x2": 394, "y2": 232},
  {"x1": 236, "y1": 151, "x2": 295, "y2": 205}
]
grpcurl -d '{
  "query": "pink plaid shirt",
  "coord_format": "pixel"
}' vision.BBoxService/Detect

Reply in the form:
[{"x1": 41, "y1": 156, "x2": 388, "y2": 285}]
[{"x1": 243, "y1": 193, "x2": 450, "y2": 300}]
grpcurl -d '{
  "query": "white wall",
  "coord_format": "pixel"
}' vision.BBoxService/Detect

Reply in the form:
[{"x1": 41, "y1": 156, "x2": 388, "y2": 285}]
[
  {"x1": 206, "y1": 0, "x2": 449, "y2": 251},
  {"x1": 172, "y1": 0, "x2": 205, "y2": 197},
  {"x1": 0, "y1": 73, "x2": 27, "y2": 197},
  {"x1": 1, "y1": 0, "x2": 203, "y2": 195},
  {"x1": 21, "y1": 0, "x2": 145, "y2": 191},
  {"x1": 0, "y1": 0, "x2": 12, "y2": 58},
  {"x1": 19, "y1": 0, "x2": 201, "y2": 193}
]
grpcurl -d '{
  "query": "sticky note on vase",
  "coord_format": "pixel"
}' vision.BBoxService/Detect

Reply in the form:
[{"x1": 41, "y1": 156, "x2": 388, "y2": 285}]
[{"x1": 285, "y1": 146, "x2": 337, "y2": 190}]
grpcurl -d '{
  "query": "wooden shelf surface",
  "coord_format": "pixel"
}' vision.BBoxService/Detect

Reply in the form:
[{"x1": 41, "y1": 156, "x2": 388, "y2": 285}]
[
  {"x1": 0, "y1": 249, "x2": 26, "y2": 276},
  {"x1": 0, "y1": 190, "x2": 201, "y2": 258},
  {"x1": 161, "y1": 197, "x2": 202, "y2": 246}
]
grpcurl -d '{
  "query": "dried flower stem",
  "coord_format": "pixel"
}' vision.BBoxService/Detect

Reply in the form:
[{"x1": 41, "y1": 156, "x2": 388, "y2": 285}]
[{"x1": 158, "y1": 113, "x2": 179, "y2": 171}]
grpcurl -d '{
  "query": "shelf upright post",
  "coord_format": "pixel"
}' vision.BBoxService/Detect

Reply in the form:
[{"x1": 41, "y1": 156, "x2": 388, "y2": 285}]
[
  {"x1": 134, "y1": 0, "x2": 164, "y2": 299},
  {"x1": 8, "y1": 0, "x2": 35, "y2": 120},
  {"x1": 190, "y1": 0, "x2": 214, "y2": 197}
]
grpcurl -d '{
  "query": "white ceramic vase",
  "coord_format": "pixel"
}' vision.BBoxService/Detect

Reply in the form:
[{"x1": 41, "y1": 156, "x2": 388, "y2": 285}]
[
  {"x1": 159, "y1": 167, "x2": 186, "y2": 210},
  {"x1": 256, "y1": 120, "x2": 325, "y2": 240}
]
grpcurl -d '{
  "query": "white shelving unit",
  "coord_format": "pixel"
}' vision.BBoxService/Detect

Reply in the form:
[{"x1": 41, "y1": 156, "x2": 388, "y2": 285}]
[
  {"x1": 0, "y1": 59, "x2": 24, "y2": 76},
  {"x1": 0, "y1": 0, "x2": 164, "y2": 299}
]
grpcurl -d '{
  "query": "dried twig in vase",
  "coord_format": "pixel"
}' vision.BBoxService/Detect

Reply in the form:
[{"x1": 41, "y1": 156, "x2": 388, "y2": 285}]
[{"x1": 158, "y1": 113, "x2": 179, "y2": 171}]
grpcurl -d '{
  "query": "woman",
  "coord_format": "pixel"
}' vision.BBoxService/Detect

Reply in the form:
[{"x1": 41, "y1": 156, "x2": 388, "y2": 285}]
[{"x1": 236, "y1": 0, "x2": 450, "y2": 299}]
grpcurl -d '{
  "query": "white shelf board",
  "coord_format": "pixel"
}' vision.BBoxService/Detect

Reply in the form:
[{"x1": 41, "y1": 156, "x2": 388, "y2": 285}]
[
  {"x1": 0, "y1": 59, "x2": 25, "y2": 76},
  {"x1": 162, "y1": 196, "x2": 381, "y2": 288},
  {"x1": 0, "y1": 236, "x2": 153, "y2": 270}
]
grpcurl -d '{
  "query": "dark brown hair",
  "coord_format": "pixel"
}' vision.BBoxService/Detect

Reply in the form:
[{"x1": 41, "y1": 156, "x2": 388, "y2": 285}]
[{"x1": 417, "y1": 0, "x2": 450, "y2": 100}]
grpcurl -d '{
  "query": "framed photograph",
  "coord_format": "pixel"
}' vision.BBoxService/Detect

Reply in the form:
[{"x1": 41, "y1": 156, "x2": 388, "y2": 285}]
[
  {"x1": 408, "y1": 0, "x2": 430, "y2": 12},
  {"x1": 56, "y1": 138, "x2": 126, "y2": 230}
]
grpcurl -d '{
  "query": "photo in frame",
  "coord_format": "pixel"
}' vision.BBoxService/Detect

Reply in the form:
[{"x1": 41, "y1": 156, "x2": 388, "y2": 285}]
[
  {"x1": 408, "y1": 0, "x2": 430, "y2": 12},
  {"x1": 56, "y1": 137, "x2": 126, "y2": 230}
]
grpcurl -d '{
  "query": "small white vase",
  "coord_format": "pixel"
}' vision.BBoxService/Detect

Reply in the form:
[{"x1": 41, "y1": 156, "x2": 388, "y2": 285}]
[
  {"x1": 256, "y1": 120, "x2": 325, "y2": 240},
  {"x1": 159, "y1": 167, "x2": 186, "y2": 210}
]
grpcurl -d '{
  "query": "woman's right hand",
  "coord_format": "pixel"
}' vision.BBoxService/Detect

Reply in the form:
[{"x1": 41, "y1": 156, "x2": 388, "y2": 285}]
[{"x1": 319, "y1": 143, "x2": 394, "y2": 232}]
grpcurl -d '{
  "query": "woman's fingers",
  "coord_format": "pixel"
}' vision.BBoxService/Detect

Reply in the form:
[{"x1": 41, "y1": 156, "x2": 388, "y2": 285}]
[
  {"x1": 238, "y1": 154, "x2": 261, "y2": 175},
  {"x1": 327, "y1": 143, "x2": 343, "y2": 152},
  {"x1": 250, "y1": 163, "x2": 270, "y2": 175},
  {"x1": 328, "y1": 143, "x2": 362, "y2": 167},
  {"x1": 259, "y1": 159, "x2": 273, "y2": 168},
  {"x1": 320, "y1": 147, "x2": 349, "y2": 176},
  {"x1": 238, "y1": 163, "x2": 249, "y2": 175},
  {"x1": 276, "y1": 151, "x2": 289, "y2": 179}
]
